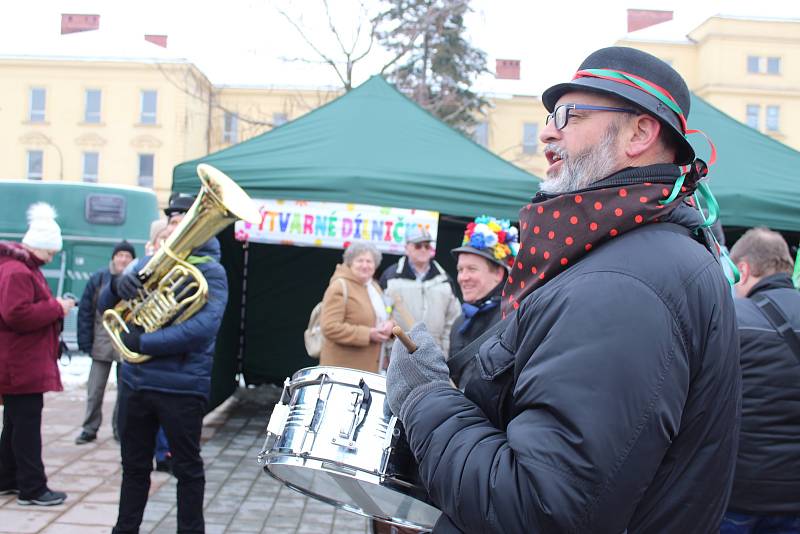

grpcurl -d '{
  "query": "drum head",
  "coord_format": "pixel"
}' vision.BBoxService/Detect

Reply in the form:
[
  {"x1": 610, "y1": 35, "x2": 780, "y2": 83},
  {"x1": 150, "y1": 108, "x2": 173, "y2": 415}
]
[{"x1": 267, "y1": 459, "x2": 441, "y2": 529}]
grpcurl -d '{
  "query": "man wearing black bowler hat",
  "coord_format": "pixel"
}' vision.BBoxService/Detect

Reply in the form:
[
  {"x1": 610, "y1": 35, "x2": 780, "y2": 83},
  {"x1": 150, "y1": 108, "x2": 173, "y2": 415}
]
[
  {"x1": 99, "y1": 191, "x2": 228, "y2": 534},
  {"x1": 385, "y1": 47, "x2": 740, "y2": 533}
]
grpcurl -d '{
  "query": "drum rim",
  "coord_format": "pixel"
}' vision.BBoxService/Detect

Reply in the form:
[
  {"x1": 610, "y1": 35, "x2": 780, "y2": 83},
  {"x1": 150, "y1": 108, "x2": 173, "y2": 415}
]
[
  {"x1": 290, "y1": 366, "x2": 388, "y2": 393},
  {"x1": 262, "y1": 456, "x2": 441, "y2": 529}
]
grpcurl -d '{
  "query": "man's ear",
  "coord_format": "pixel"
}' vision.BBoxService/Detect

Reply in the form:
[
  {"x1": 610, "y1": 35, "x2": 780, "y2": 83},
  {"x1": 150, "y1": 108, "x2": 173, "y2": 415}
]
[
  {"x1": 623, "y1": 114, "x2": 662, "y2": 159},
  {"x1": 492, "y1": 266, "x2": 505, "y2": 285},
  {"x1": 736, "y1": 261, "x2": 750, "y2": 285}
]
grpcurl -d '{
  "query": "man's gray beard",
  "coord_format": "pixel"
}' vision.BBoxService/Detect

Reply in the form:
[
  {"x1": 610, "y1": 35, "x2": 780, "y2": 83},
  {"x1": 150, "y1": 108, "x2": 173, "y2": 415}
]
[{"x1": 540, "y1": 124, "x2": 621, "y2": 194}]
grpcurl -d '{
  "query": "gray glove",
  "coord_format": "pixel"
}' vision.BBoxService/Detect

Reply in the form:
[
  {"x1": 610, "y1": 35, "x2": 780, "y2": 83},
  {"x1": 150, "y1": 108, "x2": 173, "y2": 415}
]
[{"x1": 386, "y1": 323, "x2": 451, "y2": 421}]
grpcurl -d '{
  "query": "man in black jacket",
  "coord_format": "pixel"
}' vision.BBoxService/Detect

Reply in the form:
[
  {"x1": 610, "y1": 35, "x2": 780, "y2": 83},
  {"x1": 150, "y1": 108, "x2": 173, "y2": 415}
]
[
  {"x1": 721, "y1": 227, "x2": 800, "y2": 534},
  {"x1": 386, "y1": 46, "x2": 740, "y2": 534},
  {"x1": 75, "y1": 240, "x2": 136, "y2": 444}
]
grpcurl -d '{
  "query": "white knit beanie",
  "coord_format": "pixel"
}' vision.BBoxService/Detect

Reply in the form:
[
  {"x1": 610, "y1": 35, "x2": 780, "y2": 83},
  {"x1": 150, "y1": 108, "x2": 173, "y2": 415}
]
[{"x1": 22, "y1": 202, "x2": 63, "y2": 251}]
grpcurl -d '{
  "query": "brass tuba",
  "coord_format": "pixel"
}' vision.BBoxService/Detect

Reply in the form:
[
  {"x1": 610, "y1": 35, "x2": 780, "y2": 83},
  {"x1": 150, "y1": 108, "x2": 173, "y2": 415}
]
[{"x1": 103, "y1": 164, "x2": 260, "y2": 363}]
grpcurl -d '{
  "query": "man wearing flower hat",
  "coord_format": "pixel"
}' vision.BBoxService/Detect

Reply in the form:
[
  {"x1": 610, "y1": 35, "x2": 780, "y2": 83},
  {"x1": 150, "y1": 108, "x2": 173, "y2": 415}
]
[
  {"x1": 0, "y1": 203, "x2": 73, "y2": 506},
  {"x1": 386, "y1": 46, "x2": 739, "y2": 533},
  {"x1": 449, "y1": 217, "x2": 518, "y2": 358}
]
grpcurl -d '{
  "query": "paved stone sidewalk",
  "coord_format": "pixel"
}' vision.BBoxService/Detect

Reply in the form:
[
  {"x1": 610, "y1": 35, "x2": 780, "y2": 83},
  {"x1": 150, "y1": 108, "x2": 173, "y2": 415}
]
[{"x1": 0, "y1": 366, "x2": 369, "y2": 533}]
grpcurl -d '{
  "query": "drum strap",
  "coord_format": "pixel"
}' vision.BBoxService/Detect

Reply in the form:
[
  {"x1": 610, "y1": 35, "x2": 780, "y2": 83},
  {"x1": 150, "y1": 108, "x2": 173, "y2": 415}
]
[
  {"x1": 447, "y1": 315, "x2": 510, "y2": 389},
  {"x1": 752, "y1": 293, "x2": 800, "y2": 364}
]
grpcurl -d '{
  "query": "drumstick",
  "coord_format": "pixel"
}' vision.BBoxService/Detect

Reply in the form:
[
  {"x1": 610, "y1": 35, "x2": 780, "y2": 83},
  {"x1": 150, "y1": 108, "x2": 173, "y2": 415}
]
[{"x1": 392, "y1": 326, "x2": 417, "y2": 353}]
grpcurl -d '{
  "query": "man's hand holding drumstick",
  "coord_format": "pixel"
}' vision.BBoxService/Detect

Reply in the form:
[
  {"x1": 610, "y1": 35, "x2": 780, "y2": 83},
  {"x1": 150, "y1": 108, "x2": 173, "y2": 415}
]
[{"x1": 385, "y1": 323, "x2": 452, "y2": 422}]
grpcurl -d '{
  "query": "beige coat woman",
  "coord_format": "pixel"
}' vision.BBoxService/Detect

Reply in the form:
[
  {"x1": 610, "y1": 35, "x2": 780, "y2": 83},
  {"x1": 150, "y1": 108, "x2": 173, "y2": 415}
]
[{"x1": 319, "y1": 244, "x2": 393, "y2": 372}]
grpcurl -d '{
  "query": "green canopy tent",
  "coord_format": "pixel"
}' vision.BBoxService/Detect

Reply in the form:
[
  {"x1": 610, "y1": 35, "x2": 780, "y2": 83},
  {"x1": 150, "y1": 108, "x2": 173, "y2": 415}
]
[
  {"x1": 688, "y1": 95, "x2": 800, "y2": 233},
  {"x1": 172, "y1": 76, "x2": 540, "y2": 408}
]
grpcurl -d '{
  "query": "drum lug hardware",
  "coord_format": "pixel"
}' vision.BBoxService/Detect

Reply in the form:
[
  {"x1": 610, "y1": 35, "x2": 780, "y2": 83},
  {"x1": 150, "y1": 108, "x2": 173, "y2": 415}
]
[{"x1": 331, "y1": 436, "x2": 358, "y2": 449}]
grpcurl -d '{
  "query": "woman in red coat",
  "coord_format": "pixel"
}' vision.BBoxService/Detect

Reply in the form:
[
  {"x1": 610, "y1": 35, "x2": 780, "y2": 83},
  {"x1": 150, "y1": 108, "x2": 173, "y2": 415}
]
[{"x1": 0, "y1": 203, "x2": 73, "y2": 506}]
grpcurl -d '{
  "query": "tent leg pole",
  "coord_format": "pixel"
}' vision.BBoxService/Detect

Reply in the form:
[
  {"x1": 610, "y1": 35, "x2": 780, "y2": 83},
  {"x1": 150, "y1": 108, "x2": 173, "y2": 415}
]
[{"x1": 237, "y1": 241, "x2": 249, "y2": 382}]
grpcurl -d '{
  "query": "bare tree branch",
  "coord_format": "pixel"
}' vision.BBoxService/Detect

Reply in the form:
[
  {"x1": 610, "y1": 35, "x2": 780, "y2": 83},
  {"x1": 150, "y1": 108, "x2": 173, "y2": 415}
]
[
  {"x1": 154, "y1": 63, "x2": 274, "y2": 127},
  {"x1": 278, "y1": 55, "x2": 332, "y2": 65},
  {"x1": 278, "y1": 7, "x2": 349, "y2": 89},
  {"x1": 322, "y1": 0, "x2": 350, "y2": 57}
]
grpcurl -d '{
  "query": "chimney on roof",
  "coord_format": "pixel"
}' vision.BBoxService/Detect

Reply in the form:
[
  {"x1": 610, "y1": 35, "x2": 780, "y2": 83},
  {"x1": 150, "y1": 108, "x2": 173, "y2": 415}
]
[
  {"x1": 145, "y1": 34, "x2": 168, "y2": 48},
  {"x1": 627, "y1": 9, "x2": 673, "y2": 33},
  {"x1": 496, "y1": 59, "x2": 521, "y2": 80},
  {"x1": 61, "y1": 14, "x2": 100, "y2": 35}
]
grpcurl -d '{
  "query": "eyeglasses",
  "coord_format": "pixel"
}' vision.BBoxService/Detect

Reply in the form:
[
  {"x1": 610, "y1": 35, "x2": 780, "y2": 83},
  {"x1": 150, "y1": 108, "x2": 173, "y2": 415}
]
[
  {"x1": 412, "y1": 242, "x2": 432, "y2": 250},
  {"x1": 545, "y1": 104, "x2": 639, "y2": 131}
]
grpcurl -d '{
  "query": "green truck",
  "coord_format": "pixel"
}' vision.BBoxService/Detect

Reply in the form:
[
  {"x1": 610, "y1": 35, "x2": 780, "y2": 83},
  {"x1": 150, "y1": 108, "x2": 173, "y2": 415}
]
[{"x1": 0, "y1": 180, "x2": 159, "y2": 351}]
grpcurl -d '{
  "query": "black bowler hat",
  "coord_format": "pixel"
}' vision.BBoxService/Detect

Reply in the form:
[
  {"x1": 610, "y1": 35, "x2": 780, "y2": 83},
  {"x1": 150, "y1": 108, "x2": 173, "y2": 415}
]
[
  {"x1": 164, "y1": 192, "x2": 195, "y2": 217},
  {"x1": 542, "y1": 46, "x2": 695, "y2": 165}
]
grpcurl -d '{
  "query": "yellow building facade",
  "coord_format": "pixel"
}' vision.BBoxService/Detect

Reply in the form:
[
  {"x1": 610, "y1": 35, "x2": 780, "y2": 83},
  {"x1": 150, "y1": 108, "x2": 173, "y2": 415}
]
[
  {"x1": 618, "y1": 16, "x2": 800, "y2": 150},
  {"x1": 478, "y1": 95, "x2": 549, "y2": 179},
  {"x1": 0, "y1": 50, "x2": 547, "y2": 204},
  {"x1": 3, "y1": 14, "x2": 797, "y2": 207},
  {"x1": 0, "y1": 57, "x2": 213, "y2": 202},
  {"x1": 210, "y1": 86, "x2": 341, "y2": 154}
]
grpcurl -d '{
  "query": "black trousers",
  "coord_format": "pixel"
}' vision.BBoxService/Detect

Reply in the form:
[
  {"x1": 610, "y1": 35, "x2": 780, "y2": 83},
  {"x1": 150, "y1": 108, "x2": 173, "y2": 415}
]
[
  {"x1": 0, "y1": 393, "x2": 48, "y2": 499},
  {"x1": 113, "y1": 383, "x2": 206, "y2": 534}
]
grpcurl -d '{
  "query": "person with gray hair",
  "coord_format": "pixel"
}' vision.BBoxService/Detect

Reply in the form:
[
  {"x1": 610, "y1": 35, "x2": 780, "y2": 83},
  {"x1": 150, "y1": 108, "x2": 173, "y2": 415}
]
[
  {"x1": 722, "y1": 227, "x2": 800, "y2": 533},
  {"x1": 319, "y1": 241, "x2": 394, "y2": 372}
]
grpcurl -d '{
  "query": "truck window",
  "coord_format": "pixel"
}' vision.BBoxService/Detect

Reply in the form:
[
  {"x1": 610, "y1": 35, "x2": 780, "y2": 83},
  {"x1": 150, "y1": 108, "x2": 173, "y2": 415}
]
[{"x1": 85, "y1": 194, "x2": 127, "y2": 225}]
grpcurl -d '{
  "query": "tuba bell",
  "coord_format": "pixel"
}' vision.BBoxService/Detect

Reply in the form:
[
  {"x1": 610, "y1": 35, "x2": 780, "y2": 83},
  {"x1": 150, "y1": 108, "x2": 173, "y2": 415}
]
[{"x1": 103, "y1": 164, "x2": 260, "y2": 363}]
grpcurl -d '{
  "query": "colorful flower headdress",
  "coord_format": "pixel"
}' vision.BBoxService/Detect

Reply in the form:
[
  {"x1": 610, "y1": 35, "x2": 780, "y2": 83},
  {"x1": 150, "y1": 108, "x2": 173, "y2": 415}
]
[{"x1": 462, "y1": 216, "x2": 519, "y2": 267}]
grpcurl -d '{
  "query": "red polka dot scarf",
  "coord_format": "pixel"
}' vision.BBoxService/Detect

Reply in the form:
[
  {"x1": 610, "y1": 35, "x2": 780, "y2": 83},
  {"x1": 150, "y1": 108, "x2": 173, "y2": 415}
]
[{"x1": 502, "y1": 166, "x2": 698, "y2": 317}]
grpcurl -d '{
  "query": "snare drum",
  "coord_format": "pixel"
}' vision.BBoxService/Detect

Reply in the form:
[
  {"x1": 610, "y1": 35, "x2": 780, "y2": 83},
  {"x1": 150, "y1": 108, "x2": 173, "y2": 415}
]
[{"x1": 258, "y1": 366, "x2": 441, "y2": 530}]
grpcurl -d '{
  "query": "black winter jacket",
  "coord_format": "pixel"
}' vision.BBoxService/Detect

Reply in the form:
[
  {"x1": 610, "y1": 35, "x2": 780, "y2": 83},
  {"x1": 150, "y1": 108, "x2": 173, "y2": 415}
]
[
  {"x1": 728, "y1": 273, "x2": 800, "y2": 514},
  {"x1": 77, "y1": 268, "x2": 109, "y2": 354},
  {"x1": 402, "y1": 173, "x2": 741, "y2": 534}
]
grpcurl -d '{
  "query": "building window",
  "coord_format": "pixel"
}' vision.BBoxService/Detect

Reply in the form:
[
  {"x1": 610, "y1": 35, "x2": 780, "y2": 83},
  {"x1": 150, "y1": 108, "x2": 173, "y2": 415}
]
[
  {"x1": 747, "y1": 55, "x2": 782, "y2": 75},
  {"x1": 766, "y1": 57, "x2": 781, "y2": 75},
  {"x1": 273, "y1": 112, "x2": 288, "y2": 126},
  {"x1": 746, "y1": 104, "x2": 760, "y2": 129},
  {"x1": 85, "y1": 89, "x2": 102, "y2": 123},
  {"x1": 473, "y1": 122, "x2": 488, "y2": 147},
  {"x1": 140, "y1": 90, "x2": 157, "y2": 124},
  {"x1": 766, "y1": 105, "x2": 780, "y2": 132},
  {"x1": 83, "y1": 152, "x2": 99, "y2": 182},
  {"x1": 27, "y1": 150, "x2": 44, "y2": 180},
  {"x1": 138, "y1": 154, "x2": 154, "y2": 187},
  {"x1": 522, "y1": 123, "x2": 538, "y2": 155},
  {"x1": 746, "y1": 56, "x2": 760, "y2": 74},
  {"x1": 223, "y1": 112, "x2": 238, "y2": 143},
  {"x1": 29, "y1": 88, "x2": 46, "y2": 122}
]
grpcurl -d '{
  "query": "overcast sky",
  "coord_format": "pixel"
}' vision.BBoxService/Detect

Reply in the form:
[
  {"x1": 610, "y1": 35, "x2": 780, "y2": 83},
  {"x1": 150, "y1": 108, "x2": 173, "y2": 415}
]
[{"x1": 4, "y1": 0, "x2": 799, "y2": 94}]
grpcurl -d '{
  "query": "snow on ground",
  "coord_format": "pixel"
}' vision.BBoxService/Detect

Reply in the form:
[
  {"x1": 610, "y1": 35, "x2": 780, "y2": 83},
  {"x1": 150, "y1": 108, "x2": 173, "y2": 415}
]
[{"x1": 58, "y1": 353, "x2": 115, "y2": 389}]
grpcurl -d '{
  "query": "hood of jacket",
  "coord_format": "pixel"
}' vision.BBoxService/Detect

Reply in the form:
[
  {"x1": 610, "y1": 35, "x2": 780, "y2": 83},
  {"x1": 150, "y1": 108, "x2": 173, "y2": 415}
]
[
  {"x1": 0, "y1": 241, "x2": 44, "y2": 269},
  {"x1": 746, "y1": 272, "x2": 794, "y2": 298}
]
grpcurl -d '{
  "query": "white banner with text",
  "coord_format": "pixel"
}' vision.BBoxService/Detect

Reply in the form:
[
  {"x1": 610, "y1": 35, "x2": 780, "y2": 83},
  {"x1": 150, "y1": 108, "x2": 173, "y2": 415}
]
[{"x1": 234, "y1": 199, "x2": 439, "y2": 254}]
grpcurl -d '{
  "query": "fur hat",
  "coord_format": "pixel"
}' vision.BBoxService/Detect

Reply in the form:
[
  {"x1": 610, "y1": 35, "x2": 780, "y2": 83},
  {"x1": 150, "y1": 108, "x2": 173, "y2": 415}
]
[
  {"x1": 112, "y1": 240, "x2": 136, "y2": 259},
  {"x1": 22, "y1": 203, "x2": 62, "y2": 251},
  {"x1": 542, "y1": 46, "x2": 695, "y2": 165}
]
